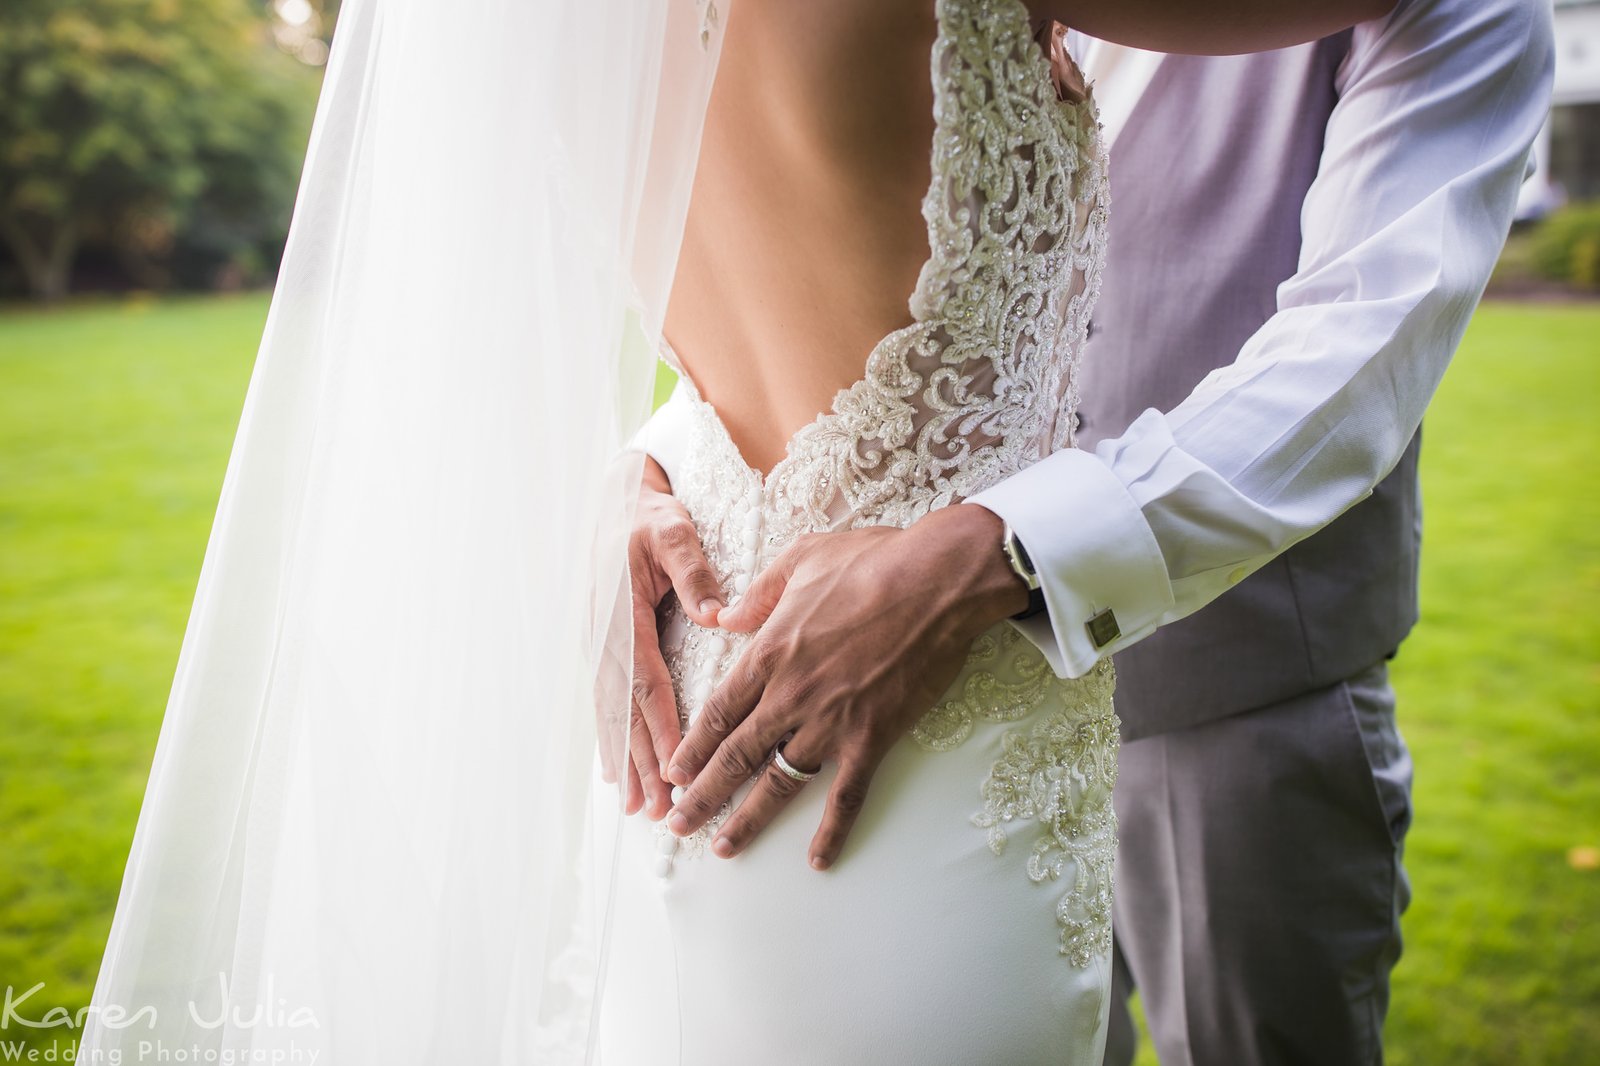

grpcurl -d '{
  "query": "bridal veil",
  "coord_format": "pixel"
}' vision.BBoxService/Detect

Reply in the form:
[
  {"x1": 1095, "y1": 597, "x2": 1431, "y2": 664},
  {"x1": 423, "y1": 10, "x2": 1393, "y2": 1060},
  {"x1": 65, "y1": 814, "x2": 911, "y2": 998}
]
[{"x1": 78, "y1": 1, "x2": 725, "y2": 1061}]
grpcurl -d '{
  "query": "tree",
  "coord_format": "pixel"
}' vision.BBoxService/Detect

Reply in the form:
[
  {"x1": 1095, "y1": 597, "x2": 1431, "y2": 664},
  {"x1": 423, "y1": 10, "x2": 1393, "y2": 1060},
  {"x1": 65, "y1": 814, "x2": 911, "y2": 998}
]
[{"x1": 0, "y1": 0, "x2": 319, "y2": 300}]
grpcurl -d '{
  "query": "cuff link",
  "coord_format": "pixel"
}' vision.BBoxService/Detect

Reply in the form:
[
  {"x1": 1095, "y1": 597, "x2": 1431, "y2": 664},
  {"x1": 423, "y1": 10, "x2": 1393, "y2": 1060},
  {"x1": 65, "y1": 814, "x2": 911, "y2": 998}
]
[{"x1": 1086, "y1": 608, "x2": 1121, "y2": 650}]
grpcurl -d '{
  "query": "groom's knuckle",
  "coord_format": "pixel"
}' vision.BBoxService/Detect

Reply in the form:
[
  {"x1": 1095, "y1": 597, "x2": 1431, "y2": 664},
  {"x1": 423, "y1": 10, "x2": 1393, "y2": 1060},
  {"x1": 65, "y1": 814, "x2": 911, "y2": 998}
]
[
  {"x1": 747, "y1": 637, "x2": 781, "y2": 677},
  {"x1": 627, "y1": 720, "x2": 658, "y2": 771},
  {"x1": 630, "y1": 676, "x2": 667, "y2": 719},
  {"x1": 773, "y1": 672, "x2": 816, "y2": 708},
  {"x1": 731, "y1": 804, "x2": 767, "y2": 843},
  {"x1": 680, "y1": 559, "x2": 716, "y2": 590},
  {"x1": 745, "y1": 633, "x2": 777, "y2": 669},
  {"x1": 657, "y1": 518, "x2": 699, "y2": 555},
  {"x1": 718, "y1": 735, "x2": 761, "y2": 780},
  {"x1": 777, "y1": 627, "x2": 810, "y2": 663},
  {"x1": 860, "y1": 717, "x2": 896, "y2": 753},
  {"x1": 832, "y1": 775, "x2": 870, "y2": 818},
  {"x1": 764, "y1": 760, "x2": 806, "y2": 797},
  {"x1": 672, "y1": 736, "x2": 708, "y2": 772},
  {"x1": 698, "y1": 697, "x2": 740, "y2": 736},
  {"x1": 678, "y1": 793, "x2": 712, "y2": 823}
]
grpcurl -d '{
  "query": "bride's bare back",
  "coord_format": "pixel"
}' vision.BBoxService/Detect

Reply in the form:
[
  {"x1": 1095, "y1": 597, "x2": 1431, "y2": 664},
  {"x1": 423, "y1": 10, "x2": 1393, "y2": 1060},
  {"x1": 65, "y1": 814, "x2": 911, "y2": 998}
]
[
  {"x1": 664, "y1": 0, "x2": 939, "y2": 477},
  {"x1": 662, "y1": 0, "x2": 1392, "y2": 477}
]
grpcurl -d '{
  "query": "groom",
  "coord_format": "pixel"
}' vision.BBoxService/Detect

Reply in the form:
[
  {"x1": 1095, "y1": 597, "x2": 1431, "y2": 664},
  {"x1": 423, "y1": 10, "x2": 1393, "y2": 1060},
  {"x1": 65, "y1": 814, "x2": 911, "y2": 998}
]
[{"x1": 631, "y1": 0, "x2": 1552, "y2": 1061}]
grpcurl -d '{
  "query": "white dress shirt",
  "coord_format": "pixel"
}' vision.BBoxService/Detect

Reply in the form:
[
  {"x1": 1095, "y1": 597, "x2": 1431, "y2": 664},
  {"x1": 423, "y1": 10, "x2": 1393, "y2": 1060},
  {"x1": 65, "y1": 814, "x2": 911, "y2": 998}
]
[
  {"x1": 638, "y1": 0, "x2": 1554, "y2": 680},
  {"x1": 1065, "y1": 35, "x2": 1164, "y2": 151},
  {"x1": 966, "y1": 0, "x2": 1553, "y2": 678}
]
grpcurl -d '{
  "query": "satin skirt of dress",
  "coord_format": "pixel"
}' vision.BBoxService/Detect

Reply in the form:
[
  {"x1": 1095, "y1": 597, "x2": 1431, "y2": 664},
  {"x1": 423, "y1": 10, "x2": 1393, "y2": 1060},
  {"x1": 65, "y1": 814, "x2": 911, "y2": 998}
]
[{"x1": 596, "y1": 650, "x2": 1114, "y2": 1066}]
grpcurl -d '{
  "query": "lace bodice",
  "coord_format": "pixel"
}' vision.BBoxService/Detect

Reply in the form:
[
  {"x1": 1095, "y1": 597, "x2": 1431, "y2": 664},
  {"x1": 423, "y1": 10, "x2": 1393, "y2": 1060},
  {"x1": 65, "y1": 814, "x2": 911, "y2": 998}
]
[
  {"x1": 656, "y1": 0, "x2": 1118, "y2": 967},
  {"x1": 670, "y1": 1, "x2": 1105, "y2": 544}
]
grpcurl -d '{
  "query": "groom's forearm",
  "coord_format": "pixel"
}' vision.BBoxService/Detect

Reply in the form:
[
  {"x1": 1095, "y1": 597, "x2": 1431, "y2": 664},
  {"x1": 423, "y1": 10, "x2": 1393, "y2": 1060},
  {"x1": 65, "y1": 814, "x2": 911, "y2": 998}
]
[{"x1": 969, "y1": 0, "x2": 1555, "y2": 679}]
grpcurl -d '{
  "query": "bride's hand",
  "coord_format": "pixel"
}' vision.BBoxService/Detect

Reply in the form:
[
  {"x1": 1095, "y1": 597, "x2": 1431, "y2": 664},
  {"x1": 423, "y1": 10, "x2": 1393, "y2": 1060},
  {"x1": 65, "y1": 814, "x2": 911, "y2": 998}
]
[
  {"x1": 607, "y1": 456, "x2": 725, "y2": 820},
  {"x1": 663, "y1": 504, "x2": 1029, "y2": 869}
]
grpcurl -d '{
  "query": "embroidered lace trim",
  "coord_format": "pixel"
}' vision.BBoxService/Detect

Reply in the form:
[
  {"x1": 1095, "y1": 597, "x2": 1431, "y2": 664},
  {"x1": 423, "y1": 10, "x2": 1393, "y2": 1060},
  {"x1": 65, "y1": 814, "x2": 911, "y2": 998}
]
[
  {"x1": 654, "y1": 0, "x2": 1116, "y2": 965},
  {"x1": 969, "y1": 658, "x2": 1118, "y2": 966}
]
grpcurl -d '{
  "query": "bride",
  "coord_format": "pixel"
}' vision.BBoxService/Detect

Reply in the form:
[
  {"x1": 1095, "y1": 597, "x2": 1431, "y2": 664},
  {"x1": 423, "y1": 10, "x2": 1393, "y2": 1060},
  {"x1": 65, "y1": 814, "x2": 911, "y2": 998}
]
[{"x1": 80, "y1": 1, "x2": 1388, "y2": 1063}]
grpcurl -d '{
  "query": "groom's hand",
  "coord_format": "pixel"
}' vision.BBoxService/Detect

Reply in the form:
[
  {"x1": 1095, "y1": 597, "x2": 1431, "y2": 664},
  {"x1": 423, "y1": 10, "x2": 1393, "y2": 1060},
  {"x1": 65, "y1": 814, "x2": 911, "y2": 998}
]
[
  {"x1": 605, "y1": 456, "x2": 724, "y2": 820},
  {"x1": 664, "y1": 504, "x2": 1029, "y2": 869}
]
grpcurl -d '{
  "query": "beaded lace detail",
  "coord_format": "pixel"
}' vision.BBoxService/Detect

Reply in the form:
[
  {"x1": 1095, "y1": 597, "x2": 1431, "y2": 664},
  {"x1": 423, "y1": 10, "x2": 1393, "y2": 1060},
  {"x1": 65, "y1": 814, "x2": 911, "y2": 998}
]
[
  {"x1": 971, "y1": 660, "x2": 1118, "y2": 966},
  {"x1": 655, "y1": 0, "x2": 1117, "y2": 965}
]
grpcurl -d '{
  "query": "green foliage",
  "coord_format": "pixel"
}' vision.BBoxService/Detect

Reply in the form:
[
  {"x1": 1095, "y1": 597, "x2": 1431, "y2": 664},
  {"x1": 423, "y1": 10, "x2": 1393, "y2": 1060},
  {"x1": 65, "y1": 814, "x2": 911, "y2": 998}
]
[
  {"x1": 0, "y1": 1, "x2": 320, "y2": 299},
  {"x1": 1530, "y1": 203, "x2": 1600, "y2": 290},
  {"x1": 0, "y1": 298, "x2": 1597, "y2": 1061}
]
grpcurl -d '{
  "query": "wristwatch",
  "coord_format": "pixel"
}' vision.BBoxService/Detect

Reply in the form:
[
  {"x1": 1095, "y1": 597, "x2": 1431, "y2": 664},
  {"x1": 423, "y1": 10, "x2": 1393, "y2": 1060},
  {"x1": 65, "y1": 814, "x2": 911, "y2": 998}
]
[{"x1": 1000, "y1": 522, "x2": 1049, "y2": 620}]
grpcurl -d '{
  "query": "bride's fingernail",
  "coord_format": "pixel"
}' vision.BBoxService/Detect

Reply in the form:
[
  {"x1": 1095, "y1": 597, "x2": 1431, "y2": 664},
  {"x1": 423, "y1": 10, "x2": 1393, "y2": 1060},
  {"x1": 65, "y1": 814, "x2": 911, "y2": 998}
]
[
  {"x1": 712, "y1": 836, "x2": 733, "y2": 858},
  {"x1": 810, "y1": 855, "x2": 829, "y2": 871},
  {"x1": 667, "y1": 811, "x2": 688, "y2": 835},
  {"x1": 666, "y1": 764, "x2": 690, "y2": 787},
  {"x1": 698, "y1": 597, "x2": 724, "y2": 616}
]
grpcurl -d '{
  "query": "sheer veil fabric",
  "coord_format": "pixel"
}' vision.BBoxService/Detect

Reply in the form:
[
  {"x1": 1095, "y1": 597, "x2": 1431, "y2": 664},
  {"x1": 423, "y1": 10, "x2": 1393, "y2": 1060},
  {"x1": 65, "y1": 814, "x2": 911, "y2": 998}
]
[{"x1": 78, "y1": 1, "x2": 726, "y2": 1061}]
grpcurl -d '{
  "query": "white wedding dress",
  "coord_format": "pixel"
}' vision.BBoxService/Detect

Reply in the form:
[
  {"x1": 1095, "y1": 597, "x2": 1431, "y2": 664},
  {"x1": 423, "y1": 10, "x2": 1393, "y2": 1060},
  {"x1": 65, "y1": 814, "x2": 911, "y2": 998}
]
[{"x1": 604, "y1": 2, "x2": 1119, "y2": 1062}]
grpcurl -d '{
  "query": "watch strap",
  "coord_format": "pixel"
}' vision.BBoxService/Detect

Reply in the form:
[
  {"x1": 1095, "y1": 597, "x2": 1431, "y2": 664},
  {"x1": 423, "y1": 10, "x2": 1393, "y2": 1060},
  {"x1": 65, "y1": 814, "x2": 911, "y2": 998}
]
[{"x1": 1001, "y1": 524, "x2": 1049, "y2": 620}]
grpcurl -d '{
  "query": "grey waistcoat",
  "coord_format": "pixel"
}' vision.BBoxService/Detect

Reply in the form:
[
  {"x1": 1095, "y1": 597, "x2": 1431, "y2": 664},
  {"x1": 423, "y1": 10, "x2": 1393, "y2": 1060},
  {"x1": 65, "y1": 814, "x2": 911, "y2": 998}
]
[{"x1": 1075, "y1": 36, "x2": 1423, "y2": 740}]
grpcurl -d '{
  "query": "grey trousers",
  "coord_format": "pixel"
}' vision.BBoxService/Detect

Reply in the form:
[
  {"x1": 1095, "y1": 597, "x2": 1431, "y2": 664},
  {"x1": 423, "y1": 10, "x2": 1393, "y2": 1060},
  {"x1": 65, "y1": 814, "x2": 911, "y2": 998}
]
[{"x1": 1102, "y1": 660, "x2": 1413, "y2": 1066}]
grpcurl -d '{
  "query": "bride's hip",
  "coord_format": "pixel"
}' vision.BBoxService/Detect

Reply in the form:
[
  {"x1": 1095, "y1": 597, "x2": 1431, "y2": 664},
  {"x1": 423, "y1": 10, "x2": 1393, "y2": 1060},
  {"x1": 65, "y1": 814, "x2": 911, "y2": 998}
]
[
  {"x1": 639, "y1": 628, "x2": 1119, "y2": 939},
  {"x1": 656, "y1": 615, "x2": 1119, "y2": 880},
  {"x1": 607, "y1": 669, "x2": 1118, "y2": 1063}
]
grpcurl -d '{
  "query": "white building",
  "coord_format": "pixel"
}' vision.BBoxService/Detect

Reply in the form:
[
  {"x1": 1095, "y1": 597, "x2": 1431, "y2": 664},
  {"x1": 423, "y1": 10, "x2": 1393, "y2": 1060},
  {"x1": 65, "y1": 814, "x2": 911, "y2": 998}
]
[{"x1": 1522, "y1": 0, "x2": 1600, "y2": 216}]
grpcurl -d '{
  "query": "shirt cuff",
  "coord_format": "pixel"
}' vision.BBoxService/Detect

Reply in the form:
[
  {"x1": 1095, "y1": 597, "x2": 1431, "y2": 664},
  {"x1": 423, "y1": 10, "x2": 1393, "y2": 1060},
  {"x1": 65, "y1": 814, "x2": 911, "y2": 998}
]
[
  {"x1": 626, "y1": 380, "x2": 694, "y2": 490},
  {"x1": 964, "y1": 448, "x2": 1174, "y2": 678}
]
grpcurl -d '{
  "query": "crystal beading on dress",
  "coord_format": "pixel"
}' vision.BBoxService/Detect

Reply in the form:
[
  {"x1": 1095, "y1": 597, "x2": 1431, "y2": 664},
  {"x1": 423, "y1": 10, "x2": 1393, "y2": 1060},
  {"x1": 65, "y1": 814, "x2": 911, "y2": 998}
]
[{"x1": 653, "y1": 0, "x2": 1117, "y2": 965}]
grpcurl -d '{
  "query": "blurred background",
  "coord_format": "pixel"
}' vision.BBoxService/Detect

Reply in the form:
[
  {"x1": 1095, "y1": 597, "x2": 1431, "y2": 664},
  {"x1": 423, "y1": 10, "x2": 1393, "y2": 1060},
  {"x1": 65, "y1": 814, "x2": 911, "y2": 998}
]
[{"x1": 0, "y1": 1, "x2": 1595, "y2": 1063}]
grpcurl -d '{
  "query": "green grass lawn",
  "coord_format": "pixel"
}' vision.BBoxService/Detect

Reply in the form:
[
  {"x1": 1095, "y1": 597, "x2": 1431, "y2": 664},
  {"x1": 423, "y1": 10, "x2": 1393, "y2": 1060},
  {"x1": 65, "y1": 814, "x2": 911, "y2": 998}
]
[
  {"x1": 1, "y1": 295, "x2": 1596, "y2": 1061},
  {"x1": 1381, "y1": 303, "x2": 1600, "y2": 1064}
]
